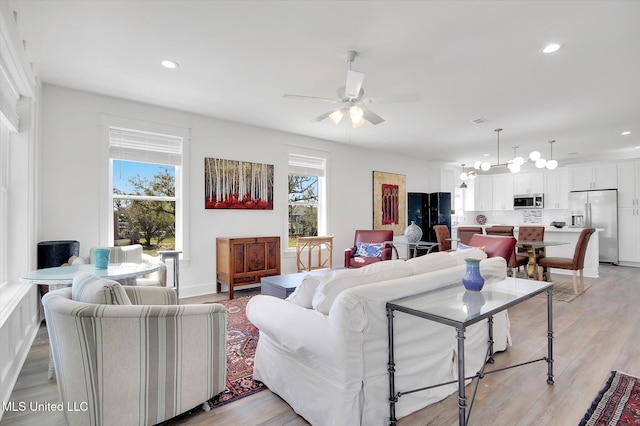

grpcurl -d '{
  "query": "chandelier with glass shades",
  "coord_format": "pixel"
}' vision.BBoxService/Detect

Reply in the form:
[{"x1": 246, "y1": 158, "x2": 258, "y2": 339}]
[{"x1": 460, "y1": 129, "x2": 559, "y2": 182}]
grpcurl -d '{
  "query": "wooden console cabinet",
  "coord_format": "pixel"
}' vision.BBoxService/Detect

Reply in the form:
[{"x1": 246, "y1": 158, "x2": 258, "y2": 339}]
[{"x1": 216, "y1": 236, "x2": 281, "y2": 299}]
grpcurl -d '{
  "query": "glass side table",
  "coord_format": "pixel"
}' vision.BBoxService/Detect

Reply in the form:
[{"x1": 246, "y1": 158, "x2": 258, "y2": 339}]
[{"x1": 386, "y1": 277, "x2": 553, "y2": 426}]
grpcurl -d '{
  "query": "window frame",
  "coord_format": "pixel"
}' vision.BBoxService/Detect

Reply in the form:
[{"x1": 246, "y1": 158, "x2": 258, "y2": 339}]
[
  {"x1": 100, "y1": 115, "x2": 190, "y2": 261},
  {"x1": 0, "y1": 123, "x2": 8, "y2": 291},
  {"x1": 286, "y1": 151, "x2": 328, "y2": 251},
  {"x1": 111, "y1": 160, "x2": 178, "y2": 250}
]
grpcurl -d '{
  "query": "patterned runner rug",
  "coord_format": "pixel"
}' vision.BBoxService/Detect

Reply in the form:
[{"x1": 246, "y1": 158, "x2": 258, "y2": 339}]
[
  {"x1": 205, "y1": 295, "x2": 265, "y2": 408},
  {"x1": 579, "y1": 371, "x2": 640, "y2": 425}
]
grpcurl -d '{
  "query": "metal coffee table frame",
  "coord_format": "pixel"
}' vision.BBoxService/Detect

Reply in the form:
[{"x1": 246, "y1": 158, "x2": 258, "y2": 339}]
[{"x1": 386, "y1": 278, "x2": 554, "y2": 426}]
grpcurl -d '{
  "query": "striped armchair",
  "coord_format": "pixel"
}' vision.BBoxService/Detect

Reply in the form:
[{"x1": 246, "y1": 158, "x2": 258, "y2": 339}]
[{"x1": 42, "y1": 285, "x2": 226, "y2": 426}]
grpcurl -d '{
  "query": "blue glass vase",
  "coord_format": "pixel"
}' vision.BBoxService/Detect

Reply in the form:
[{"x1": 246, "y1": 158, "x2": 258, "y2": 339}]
[{"x1": 462, "y1": 258, "x2": 484, "y2": 291}]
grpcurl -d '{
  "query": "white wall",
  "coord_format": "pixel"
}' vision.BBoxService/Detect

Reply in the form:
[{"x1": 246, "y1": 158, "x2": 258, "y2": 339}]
[{"x1": 39, "y1": 84, "x2": 444, "y2": 297}]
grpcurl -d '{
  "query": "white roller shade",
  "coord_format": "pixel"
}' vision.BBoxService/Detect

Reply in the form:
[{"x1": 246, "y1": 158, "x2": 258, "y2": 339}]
[
  {"x1": 109, "y1": 127, "x2": 182, "y2": 166},
  {"x1": 288, "y1": 153, "x2": 325, "y2": 177}
]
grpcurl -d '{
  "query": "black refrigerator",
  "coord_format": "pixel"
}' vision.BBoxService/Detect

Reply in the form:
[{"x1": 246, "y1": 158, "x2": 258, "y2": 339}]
[{"x1": 407, "y1": 192, "x2": 451, "y2": 243}]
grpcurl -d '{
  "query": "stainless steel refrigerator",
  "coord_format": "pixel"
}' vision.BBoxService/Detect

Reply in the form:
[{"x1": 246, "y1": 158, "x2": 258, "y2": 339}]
[{"x1": 568, "y1": 189, "x2": 618, "y2": 263}]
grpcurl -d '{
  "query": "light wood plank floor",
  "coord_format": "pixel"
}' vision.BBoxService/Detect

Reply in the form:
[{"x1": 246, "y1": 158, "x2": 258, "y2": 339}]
[{"x1": 2, "y1": 264, "x2": 638, "y2": 426}]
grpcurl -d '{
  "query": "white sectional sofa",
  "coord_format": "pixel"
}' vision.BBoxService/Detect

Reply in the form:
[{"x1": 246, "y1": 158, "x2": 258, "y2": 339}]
[{"x1": 246, "y1": 249, "x2": 512, "y2": 425}]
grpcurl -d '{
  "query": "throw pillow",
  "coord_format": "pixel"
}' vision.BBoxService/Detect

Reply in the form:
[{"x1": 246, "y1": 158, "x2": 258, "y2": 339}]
[
  {"x1": 449, "y1": 247, "x2": 488, "y2": 265},
  {"x1": 405, "y1": 251, "x2": 457, "y2": 275},
  {"x1": 355, "y1": 242, "x2": 384, "y2": 258},
  {"x1": 456, "y1": 242, "x2": 486, "y2": 251},
  {"x1": 72, "y1": 273, "x2": 132, "y2": 305},
  {"x1": 312, "y1": 259, "x2": 412, "y2": 315},
  {"x1": 286, "y1": 274, "x2": 321, "y2": 309}
]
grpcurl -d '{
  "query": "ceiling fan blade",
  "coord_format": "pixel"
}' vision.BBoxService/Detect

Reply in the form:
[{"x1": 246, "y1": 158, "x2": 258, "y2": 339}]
[
  {"x1": 345, "y1": 70, "x2": 365, "y2": 99},
  {"x1": 310, "y1": 109, "x2": 338, "y2": 122},
  {"x1": 360, "y1": 93, "x2": 422, "y2": 105},
  {"x1": 283, "y1": 94, "x2": 337, "y2": 103},
  {"x1": 361, "y1": 107, "x2": 385, "y2": 125}
]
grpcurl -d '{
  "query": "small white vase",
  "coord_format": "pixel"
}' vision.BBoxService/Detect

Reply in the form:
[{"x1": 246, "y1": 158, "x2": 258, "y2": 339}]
[{"x1": 404, "y1": 221, "x2": 423, "y2": 243}]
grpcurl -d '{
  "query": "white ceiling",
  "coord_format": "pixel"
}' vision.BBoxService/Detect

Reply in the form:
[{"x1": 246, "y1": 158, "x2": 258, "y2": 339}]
[{"x1": 11, "y1": 0, "x2": 640, "y2": 168}]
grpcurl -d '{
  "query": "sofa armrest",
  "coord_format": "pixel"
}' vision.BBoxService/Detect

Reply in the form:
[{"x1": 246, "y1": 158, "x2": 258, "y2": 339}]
[
  {"x1": 381, "y1": 245, "x2": 393, "y2": 260},
  {"x1": 247, "y1": 295, "x2": 344, "y2": 377},
  {"x1": 124, "y1": 285, "x2": 177, "y2": 305},
  {"x1": 344, "y1": 247, "x2": 355, "y2": 267}
]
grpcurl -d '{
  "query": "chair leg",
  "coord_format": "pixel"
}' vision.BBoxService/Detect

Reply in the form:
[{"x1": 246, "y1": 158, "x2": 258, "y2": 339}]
[
  {"x1": 539, "y1": 266, "x2": 548, "y2": 281},
  {"x1": 572, "y1": 270, "x2": 579, "y2": 295}
]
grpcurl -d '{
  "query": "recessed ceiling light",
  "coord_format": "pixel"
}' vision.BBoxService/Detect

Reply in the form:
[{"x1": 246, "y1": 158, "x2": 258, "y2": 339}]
[
  {"x1": 621, "y1": 131, "x2": 632, "y2": 136},
  {"x1": 161, "y1": 59, "x2": 179, "y2": 69},
  {"x1": 542, "y1": 43, "x2": 562, "y2": 54}
]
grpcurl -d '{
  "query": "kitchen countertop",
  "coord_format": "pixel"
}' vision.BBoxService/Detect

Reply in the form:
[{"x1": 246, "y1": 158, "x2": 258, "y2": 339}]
[{"x1": 453, "y1": 225, "x2": 603, "y2": 233}]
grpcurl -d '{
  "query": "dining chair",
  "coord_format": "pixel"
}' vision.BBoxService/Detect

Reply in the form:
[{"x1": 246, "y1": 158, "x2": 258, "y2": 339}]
[
  {"x1": 458, "y1": 226, "x2": 483, "y2": 245},
  {"x1": 537, "y1": 228, "x2": 596, "y2": 295},
  {"x1": 89, "y1": 244, "x2": 167, "y2": 286},
  {"x1": 433, "y1": 225, "x2": 452, "y2": 252},
  {"x1": 485, "y1": 226, "x2": 517, "y2": 275},
  {"x1": 514, "y1": 226, "x2": 545, "y2": 278},
  {"x1": 485, "y1": 226, "x2": 514, "y2": 237}
]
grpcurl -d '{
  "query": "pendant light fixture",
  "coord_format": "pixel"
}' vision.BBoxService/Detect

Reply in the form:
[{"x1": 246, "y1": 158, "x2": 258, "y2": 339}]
[
  {"x1": 462, "y1": 128, "x2": 560, "y2": 177},
  {"x1": 459, "y1": 163, "x2": 476, "y2": 188},
  {"x1": 545, "y1": 140, "x2": 558, "y2": 170}
]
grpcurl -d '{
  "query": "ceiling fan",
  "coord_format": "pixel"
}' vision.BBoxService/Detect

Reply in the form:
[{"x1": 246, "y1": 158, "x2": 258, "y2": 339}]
[{"x1": 283, "y1": 51, "x2": 421, "y2": 128}]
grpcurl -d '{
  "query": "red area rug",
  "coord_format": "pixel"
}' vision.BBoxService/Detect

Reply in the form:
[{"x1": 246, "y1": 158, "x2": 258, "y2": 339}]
[
  {"x1": 206, "y1": 296, "x2": 265, "y2": 408},
  {"x1": 579, "y1": 371, "x2": 640, "y2": 425}
]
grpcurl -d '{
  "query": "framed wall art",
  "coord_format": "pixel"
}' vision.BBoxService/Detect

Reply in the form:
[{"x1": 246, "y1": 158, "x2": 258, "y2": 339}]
[
  {"x1": 205, "y1": 157, "x2": 274, "y2": 209},
  {"x1": 372, "y1": 171, "x2": 406, "y2": 235}
]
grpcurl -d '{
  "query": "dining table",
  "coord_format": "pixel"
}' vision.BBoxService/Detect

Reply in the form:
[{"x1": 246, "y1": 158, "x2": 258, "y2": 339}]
[
  {"x1": 515, "y1": 240, "x2": 568, "y2": 280},
  {"x1": 20, "y1": 262, "x2": 161, "y2": 287},
  {"x1": 385, "y1": 240, "x2": 439, "y2": 259}
]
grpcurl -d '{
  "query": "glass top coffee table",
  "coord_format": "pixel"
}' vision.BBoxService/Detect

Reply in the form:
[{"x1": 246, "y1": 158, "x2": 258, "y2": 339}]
[{"x1": 386, "y1": 277, "x2": 553, "y2": 426}]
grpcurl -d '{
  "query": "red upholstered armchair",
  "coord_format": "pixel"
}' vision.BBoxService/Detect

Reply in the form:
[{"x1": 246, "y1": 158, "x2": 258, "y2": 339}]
[{"x1": 344, "y1": 230, "x2": 394, "y2": 268}]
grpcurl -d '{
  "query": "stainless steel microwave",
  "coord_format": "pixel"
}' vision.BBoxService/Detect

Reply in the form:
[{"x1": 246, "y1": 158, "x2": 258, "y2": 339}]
[{"x1": 513, "y1": 194, "x2": 544, "y2": 209}]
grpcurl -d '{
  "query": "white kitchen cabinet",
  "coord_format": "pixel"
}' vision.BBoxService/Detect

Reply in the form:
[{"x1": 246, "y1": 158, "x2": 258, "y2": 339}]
[
  {"x1": 569, "y1": 163, "x2": 617, "y2": 191},
  {"x1": 617, "y1": 159, "x2": 640, "y2": 208},
  {"x1": 440, "y1": 168, "x2": 455, "y2": 195},
  {"x1": 492, "y1": 174, "x2": 513, "y2": 210},
  {"x1": 544, "y1": 168, "x2": 569, "y2": 209},
  {"x1": 513, "y1": 172, "x2": 544, "y2": 195},
  {"x1": 472, "y1": 175, "x2": 493, "y2": 211},
  {"x1": 618, "y1": 207, "x2": 640, "y2": 264}
]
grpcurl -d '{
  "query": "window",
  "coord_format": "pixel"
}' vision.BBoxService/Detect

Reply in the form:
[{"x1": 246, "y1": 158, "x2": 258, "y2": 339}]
[
  {"x1": 287, "y1": 154, "x2": 326, "y2": 249},
  {"x1": 0, "y1": 123, "x2": 8, "y2": 290},
  {"x1": 109, "y1": 127, "x2": 183, "y2": 256}
]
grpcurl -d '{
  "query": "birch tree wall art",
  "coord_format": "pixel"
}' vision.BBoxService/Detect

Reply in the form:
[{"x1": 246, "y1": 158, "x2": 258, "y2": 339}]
[{"x1": 205, "y1": 157, "x2": 274, "y2": 209}]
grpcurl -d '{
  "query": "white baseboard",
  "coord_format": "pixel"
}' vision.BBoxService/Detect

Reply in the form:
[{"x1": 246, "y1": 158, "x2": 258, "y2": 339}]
[{"x1": 178, "y1": 282, "x2": 260, "y2": 300}]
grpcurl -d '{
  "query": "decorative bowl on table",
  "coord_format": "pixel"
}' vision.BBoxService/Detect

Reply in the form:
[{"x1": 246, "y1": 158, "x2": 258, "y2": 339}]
[{"x1": 550, "y1": 221, "x2": 566, "y2": 228}]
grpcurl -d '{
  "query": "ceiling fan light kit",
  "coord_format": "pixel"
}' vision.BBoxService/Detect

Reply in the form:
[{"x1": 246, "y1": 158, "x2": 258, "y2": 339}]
[
  {"x1": 464, "y1": 129, "x2": 560, "y2": 177},
  {"x1": 283, "y1": 50, "x2": 420, "y2": 128}
]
